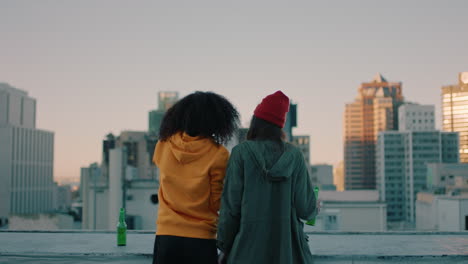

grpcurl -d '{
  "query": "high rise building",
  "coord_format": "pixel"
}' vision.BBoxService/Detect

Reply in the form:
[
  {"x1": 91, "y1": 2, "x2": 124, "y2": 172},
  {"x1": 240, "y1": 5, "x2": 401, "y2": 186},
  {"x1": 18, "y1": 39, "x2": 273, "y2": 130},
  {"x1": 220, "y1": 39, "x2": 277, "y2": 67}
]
[
  {"x1": 80, "y1": 163, "x2": 106, "y2": 230},
  {"x1": 292, "y1": 135, "x2": 310, "y2": 164},
  {"x1": 158, "y1": 91, "x2": 179, "y2": 111},
  {"x1": 377, "y1": 104, "x2": 459, "y2": 225},
  {"x1": 148, "y1": 110, "x2": 165, "y2": 135},
  {"x1": 344, "y1": 74, "x2": 404, "y2": 190},
  {"x1": 333, "y1": 161, "x2": 345, "y2": 191},
  {"x1": 81, "y1": 149, "x2": 159, "y2": 231},
  {"x1": 284, "y1": 103, "x2": 297, "y2": 142},
  {"x1": 149, "y1": 92, "x2": 179, "y2": 135},
  {"x1": 311, "y1": 164, "x2": 336, "y2": 190},
  {"x1": 101, "y1": 131, "x2": 158, "y2": 181},
  {"x1": 398, "y1": 104, "x2": 435, "y2": 132},
  {"x1": 377, "y1": 131, "x2": 459, "y2": 224},
  {"x1": 442, "y1": 72, "x2": 468, "y2": 163},
  {"x1": 426, "y1": 163, "x2": 468, "y2": 193},
  {"x1": 0, "y1": 83, "x2": 55, "y2": 224}
]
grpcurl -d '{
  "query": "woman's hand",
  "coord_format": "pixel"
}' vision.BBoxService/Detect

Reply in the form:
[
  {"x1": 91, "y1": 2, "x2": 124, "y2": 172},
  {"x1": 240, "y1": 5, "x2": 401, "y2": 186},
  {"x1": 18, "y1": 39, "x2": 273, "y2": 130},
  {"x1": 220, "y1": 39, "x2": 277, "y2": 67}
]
[{"x1": 316, "y1": 199, "x2": 322, "y2": 214}]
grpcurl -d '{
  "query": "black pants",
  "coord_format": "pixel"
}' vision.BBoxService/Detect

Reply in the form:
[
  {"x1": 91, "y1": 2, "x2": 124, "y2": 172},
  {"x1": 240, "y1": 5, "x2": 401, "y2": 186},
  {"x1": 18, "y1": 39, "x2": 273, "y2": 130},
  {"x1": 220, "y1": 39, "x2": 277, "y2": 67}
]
[{"x1": 153, "y1": 235, "x2": 218, "y2": 264}]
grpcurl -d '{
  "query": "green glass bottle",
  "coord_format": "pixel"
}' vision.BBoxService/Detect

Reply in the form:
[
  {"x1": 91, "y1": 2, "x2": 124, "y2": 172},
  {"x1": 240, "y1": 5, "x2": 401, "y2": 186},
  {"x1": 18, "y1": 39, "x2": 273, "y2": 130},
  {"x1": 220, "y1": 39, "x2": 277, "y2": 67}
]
[
  {"x1": 117, "y1": 208, "x2": 127, "y2": 246},
  {"x1": 306, "y1": 187, "x2": 320, "y2": 226}
]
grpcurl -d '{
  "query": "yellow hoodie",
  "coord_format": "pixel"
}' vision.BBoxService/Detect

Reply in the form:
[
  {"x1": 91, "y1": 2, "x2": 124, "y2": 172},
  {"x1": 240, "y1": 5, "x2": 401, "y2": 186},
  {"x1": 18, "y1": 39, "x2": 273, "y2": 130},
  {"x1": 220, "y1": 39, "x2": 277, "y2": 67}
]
[{"x1": 153, "y1": 132, "x2": 229, "y2": 239}]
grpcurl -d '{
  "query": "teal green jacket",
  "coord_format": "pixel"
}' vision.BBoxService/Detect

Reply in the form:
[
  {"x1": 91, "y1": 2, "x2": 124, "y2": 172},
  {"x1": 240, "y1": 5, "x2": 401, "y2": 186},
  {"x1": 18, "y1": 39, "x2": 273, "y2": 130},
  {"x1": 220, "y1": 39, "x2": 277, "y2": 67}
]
[{"x1": 217, "y1": 140, "x2": 317, "y2": 264}]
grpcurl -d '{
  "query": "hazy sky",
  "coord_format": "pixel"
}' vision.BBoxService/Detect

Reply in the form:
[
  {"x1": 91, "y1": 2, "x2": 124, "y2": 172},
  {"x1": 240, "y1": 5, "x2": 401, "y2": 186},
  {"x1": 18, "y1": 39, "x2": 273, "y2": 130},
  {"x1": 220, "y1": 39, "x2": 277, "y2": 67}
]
[{"x1": 1, "y1": 0, "x2": 467, "y2": 182}]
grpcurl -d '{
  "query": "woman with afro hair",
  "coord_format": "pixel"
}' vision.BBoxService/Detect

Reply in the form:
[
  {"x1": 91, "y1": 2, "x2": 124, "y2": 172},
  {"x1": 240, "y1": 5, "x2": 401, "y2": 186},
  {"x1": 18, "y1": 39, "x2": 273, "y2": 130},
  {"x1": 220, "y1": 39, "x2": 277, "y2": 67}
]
[{"x1": 152, "y1": 91, "x2": 239, "y2": 264}]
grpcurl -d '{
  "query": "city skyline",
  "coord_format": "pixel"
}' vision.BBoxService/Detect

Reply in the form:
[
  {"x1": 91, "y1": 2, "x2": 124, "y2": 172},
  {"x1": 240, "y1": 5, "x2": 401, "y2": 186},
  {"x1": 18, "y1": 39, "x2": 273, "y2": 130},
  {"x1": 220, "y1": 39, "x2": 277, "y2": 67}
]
[{"x1": 1, "y1": 0, "x2": 467, "y2": 181}]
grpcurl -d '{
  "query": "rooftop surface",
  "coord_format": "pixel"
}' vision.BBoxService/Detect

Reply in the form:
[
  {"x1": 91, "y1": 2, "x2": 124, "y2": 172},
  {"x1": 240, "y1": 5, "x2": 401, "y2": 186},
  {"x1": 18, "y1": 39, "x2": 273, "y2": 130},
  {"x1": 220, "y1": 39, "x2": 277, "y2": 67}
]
[{"x1": 1, "y1": 231, "x2": 467, "y2": 263}]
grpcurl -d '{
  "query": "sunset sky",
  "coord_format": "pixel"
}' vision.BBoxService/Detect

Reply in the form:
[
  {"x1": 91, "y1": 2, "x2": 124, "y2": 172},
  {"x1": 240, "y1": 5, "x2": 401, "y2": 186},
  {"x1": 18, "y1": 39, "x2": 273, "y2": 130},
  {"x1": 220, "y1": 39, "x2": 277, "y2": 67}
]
[{"x1": 1, "y1": 0, "x2": 467, "y2": 182}]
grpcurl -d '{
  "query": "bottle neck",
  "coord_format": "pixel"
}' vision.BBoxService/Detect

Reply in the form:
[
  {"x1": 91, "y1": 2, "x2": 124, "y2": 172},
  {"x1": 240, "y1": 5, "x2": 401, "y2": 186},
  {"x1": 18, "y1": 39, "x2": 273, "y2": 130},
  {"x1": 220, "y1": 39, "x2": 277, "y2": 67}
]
[{"x1": 119, "y1": 210, "x2": 125, "y2": 223}]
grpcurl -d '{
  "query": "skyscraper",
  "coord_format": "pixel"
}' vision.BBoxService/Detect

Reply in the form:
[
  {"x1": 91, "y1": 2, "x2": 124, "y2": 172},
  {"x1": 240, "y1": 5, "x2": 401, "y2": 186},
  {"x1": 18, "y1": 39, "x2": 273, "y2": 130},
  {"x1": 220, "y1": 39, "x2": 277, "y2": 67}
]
[
  {"x1": 442, "y1": 72, "x2": 468, "y2": 163},
  {"x1": 311, "y1": 164, "x2": 336, "y2": 190},
  {"x1": 0, "y1": 83, "x2": 55, "y2": 224},
  {"x1": 148, "y1": 110, "x2": 165, "y2": 135},
  {"x1": 158, "y1": 91, "x2": 179, "y2": 111},
  {"x1": 101, "y1": 131, "x2": 158, "y2": 181},
  {"x1": 344, "y1": 74, "x2": 404, "y2": 190},
  {"x1": 292, "y1": 135, "x2": 310, "y2": 164},
  {"x1": 377, "y1": 104, "x2": 459, "y2": 225},
  {"x1": 284, "y1": 103, "x2": 297, "y2": 142},
  {"x1": 333, "y1": 161, "x2": 345, "y2": 191},
  {"x1": 398, "y1": 104, "x2": 435, "y2": 132},
  {"x1": 148, "y1": 92, "x2": 179, "y2": 135}
]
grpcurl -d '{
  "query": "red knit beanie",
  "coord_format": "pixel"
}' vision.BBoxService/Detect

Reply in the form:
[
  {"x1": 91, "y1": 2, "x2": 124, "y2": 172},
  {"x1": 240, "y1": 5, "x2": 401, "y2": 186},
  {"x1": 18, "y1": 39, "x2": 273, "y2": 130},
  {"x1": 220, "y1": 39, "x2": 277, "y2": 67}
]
[{"x1": 254, "y1": 91, "x2": 290, "y2": 128}]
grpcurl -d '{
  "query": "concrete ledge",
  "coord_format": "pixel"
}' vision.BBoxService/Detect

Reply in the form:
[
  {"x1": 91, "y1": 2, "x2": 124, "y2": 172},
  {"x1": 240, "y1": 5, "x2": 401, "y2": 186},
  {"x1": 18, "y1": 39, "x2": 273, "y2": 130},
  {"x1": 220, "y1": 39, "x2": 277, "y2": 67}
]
[
  {"x1": 1, "y1": 231, "x2": 467, "y2": 263},
  {"x1": 1, "y1": 255, "x2": 467, "y2": 264},
  {"x1": 2, "y1": 229, "x2": 467, "y2": 235}
]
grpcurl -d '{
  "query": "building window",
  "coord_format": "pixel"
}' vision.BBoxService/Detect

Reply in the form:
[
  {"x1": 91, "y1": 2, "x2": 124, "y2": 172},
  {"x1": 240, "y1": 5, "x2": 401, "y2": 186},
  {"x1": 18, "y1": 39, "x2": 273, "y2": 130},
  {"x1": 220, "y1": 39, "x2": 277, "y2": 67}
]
[{"x1": 325, "y1": 215, "x2": 339, "y2": 231}]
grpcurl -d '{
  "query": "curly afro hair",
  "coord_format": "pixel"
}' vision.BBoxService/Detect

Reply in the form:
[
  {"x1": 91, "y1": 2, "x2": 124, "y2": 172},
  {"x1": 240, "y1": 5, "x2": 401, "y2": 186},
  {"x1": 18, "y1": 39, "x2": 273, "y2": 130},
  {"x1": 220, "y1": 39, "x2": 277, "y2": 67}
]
[{"x1": 159, "y1": 91, "x2": 240, "y2": 145}]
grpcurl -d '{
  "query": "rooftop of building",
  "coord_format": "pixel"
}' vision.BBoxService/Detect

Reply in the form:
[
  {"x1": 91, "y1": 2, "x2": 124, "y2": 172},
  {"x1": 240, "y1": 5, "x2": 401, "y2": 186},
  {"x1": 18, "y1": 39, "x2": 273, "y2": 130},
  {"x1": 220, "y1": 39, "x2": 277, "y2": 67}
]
[
  {"x1": 0, "y1": 83, "x2": 28, "y2": 96},
  {"x1": 372, "y1": 73, "x2": 387, "y2": 82},
  {"x1": 399, "y1": 103, "x2": 435, "y2": 110},
  {"x1": 1, "y1": 231, "x2": 466, "y2": 263},
  {"x1": 320, "y1": 190, "x2": 379, "y2": 202},
  {"x1": 417, "y1": 191, "x2": 468, "y2": 202},
  {"x1": 360, "y1": 73, "x2": 402, "y2": 88},
  {"x1": 438, "y1": 195, "x2": 468, "y2": 201}
]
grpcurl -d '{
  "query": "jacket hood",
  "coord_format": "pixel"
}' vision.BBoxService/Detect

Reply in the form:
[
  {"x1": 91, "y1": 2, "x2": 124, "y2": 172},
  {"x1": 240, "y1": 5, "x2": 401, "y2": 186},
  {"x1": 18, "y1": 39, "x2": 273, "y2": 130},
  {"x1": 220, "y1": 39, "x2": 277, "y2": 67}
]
[
  {"x1": 243, "y1": 141, "x2": 298, "y2": 182},
  {"x1": 168, "y1": 132, "x2": 214, "y2": 164}
]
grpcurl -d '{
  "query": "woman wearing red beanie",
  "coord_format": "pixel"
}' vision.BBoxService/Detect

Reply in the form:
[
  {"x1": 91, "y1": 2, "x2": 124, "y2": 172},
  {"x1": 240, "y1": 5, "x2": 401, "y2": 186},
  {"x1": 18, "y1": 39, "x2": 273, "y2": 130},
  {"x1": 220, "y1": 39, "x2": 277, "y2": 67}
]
[{"x1": 217, "y1": 91, "x2": 319, "y2": 263}]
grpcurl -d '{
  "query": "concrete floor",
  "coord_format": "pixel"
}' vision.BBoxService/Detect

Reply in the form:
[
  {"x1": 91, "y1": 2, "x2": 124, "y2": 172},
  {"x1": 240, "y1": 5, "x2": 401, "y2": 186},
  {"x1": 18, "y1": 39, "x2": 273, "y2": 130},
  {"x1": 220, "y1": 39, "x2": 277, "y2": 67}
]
[{"x1": 0, "y1": 231, "x2": 467, "y2": 263}]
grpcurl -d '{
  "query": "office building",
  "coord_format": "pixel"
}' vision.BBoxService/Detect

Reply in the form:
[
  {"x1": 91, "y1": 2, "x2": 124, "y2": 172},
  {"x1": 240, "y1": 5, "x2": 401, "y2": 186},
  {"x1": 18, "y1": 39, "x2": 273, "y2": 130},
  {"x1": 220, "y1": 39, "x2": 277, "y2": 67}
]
[
  {"x1": 377, "y1": 129, "x2": 459, "y2": 224},
  {"x1": 101, "y1": 131, "x2": 158, "y2": 181},
  {"x1": 148, "y1": 92, "x2": 179, "y2": 135},
  {"x1": 442, "y1": 72, "x2": 468, "y2": 163},
  {"x1": 304, "y1": 190, "x2": 387, "y2": 232},
  {"x1": 398, "y1": 104, "x2": 435, "y2": 132},
  {"x1": 334, "y1": 161, "x2": 345, "y2": 191},
  {"x1": 81, "y1": 149, "x2": 159, "y2": 230},
  {"x1": 344, "y1": 74, "x2": 404, "y2": 190},
  {"x1": 0, "y1": 83, "x2": 55, "y2": 225},
  {"x1": 292, "y1": 135, "x2": 310, "y2": 164},
  {"x1": 416, "y1": 192, "x2": 468, "y2": 231},
  {"x1": 284, "y1": 103, "x2": 297, "y2": 142},
  {"x1": 311, "y1": 164, "x2": 336, "y2": 190},
  {"x1": 426, "y1": 163, "x2": 468, "y2": 194}
]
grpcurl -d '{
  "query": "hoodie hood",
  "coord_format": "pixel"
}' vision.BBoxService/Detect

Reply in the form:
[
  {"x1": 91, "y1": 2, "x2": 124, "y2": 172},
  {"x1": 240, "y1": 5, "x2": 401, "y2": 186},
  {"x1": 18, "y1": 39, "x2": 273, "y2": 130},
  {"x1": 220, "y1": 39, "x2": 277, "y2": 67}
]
[
  {"x1": 243, "y1": 141, "x2": 298, "y2": 182},
  {"x1": 168, "y1": 132, "x2": 214, "y2": 164}
]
